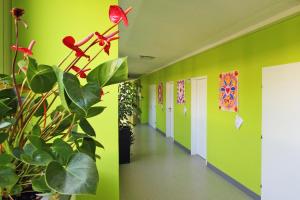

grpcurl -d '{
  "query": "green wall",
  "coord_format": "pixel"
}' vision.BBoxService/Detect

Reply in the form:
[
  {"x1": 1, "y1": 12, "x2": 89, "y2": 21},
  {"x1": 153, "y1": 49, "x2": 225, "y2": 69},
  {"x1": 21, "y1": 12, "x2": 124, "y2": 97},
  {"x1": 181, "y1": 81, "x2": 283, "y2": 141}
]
[
  {"x1": 140, "y1": 14, "x2": 300, "y2": 195},
  {"x1": 0, "y1": 1, "x2": 3, "y2": 71},
  {"x1": 12, "y1": 0, "x2": 119, "y2": 199},
  {"x1": 0, "y1": 0, "x2": 11, "y2": 74}
]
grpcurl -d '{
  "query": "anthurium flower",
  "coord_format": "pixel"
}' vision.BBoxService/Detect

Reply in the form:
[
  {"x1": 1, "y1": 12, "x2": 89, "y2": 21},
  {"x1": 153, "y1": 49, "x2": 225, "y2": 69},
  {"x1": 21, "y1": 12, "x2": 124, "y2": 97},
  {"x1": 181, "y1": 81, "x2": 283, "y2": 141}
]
[
  {"x1": 62, "y1": 34, "x2": 94, "y2": 59},
  {"x1": 95, "y1": 31, "x2": 119, "y2": 55},
  {"x1": 103, "y1": 37, "x2": 120, "y2": 55},
  {"x1": 74, "y1": 33, "x2": 94, "y2": 46},
  {"x1": 71, "y1": 66, "x2": 91, "y2": 78},
  {"x1": 11, "y1": 40, "x2": 36, "y2": 57},
  {"x1": 109, "y1": 5, "x2": 132, "y2": 26}
]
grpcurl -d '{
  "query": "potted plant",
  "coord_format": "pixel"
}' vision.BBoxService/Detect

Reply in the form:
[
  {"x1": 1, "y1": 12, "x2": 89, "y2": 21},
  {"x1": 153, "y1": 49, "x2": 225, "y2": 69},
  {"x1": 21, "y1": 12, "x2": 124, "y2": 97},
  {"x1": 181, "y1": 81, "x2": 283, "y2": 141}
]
[
  {"x1": 0, "y1": 5, "x2": 131, "y2": 200},
  {"x1": 133, "y1": 80, "x2": 143, "y2": 125},
  {"x1": 118, "y1": 81, "x2": 140, "y2": 164}
]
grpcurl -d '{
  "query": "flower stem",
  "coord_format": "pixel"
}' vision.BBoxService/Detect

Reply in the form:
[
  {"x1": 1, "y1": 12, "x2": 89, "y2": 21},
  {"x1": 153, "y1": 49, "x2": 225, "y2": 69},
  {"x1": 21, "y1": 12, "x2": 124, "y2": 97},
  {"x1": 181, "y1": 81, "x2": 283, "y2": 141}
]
[
  {"x1": 58, "y1": 50, "x2": 73, "y2": 67},
  {"x1": 12, "y1": 19, "x2": 23, "y2": 109},
  {"x1": 76, "y1": 48, "x2": 104, "y2": 76}
]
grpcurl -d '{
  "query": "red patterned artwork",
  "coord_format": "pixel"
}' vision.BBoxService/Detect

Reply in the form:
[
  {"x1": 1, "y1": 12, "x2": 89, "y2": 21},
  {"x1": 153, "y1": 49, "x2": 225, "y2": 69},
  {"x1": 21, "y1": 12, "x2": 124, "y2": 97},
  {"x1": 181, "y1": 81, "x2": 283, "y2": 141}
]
[
  {"x1": 219, "y1": 71, "x2": 239, "y2": 112},
  {"x1": 177, "y1": 80, "x2": 185, "y2": 104},
  {"x1": 158, "y1": 82, "x2": 163, "y2": 104}
]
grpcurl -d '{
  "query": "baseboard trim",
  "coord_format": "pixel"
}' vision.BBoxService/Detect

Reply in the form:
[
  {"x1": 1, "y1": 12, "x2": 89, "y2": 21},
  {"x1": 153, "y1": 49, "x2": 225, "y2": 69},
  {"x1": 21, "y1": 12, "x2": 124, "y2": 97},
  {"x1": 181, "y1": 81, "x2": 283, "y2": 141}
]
[
  {"x1": 155, "y1": 128, "x2": 165, "y2": 136},
  {"x1": 155, "y1": 128, "x2": 191, "y2": 154},
  {"x1": 173, "y1": 140, "x2": 191, "y2": 154},
  {"x1": 207, "y1": 162, "x2": 261, "y2": 200}
]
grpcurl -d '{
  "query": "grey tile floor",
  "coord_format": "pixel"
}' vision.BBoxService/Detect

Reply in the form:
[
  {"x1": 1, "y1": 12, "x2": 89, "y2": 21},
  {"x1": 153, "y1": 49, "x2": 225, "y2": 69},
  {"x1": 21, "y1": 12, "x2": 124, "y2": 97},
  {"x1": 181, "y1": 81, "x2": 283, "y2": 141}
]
[{"x1": 120, "y1": 125, "x2": 253, "y2": 200}]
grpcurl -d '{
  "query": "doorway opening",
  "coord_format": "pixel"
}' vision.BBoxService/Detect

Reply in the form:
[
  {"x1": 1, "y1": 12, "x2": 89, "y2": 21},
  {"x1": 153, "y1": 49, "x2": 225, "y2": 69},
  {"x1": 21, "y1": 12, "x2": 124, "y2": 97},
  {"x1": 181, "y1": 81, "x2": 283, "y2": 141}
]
[
  {"x1": 191, "y1": 77, "x2": 207, "y2": 160},
  {"x1": 148, "y1": 84, "x2": 156, "y2": 129},
  {"x1": 166, "y1": 82, "x2": 174, "y2": 139}
]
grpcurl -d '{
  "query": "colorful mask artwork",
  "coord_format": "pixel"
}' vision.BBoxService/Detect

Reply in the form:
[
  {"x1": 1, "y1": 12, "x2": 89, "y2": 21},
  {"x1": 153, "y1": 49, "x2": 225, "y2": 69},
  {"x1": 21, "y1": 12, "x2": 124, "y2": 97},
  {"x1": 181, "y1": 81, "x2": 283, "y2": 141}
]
[
  {"x1": 158, "y1": 82, "x2": 163, "y2": 104},
  {"x1": 177, "y1": 80, "x2": 185, "y2": 104},
  {"x1": 219, "y1": 71, "x2": 239, "y2": 112}
]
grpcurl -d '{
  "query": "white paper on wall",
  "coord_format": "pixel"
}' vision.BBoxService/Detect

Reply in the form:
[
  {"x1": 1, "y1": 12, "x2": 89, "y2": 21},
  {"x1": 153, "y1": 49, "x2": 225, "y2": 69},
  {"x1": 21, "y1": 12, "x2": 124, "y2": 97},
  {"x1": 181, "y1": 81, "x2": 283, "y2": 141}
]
[
  {"x1": 184, "y1": 106, "x2": 187, "y2": 116},
  {"x1": 235, "y1": 114, "x2": 243, "y2": 129}
]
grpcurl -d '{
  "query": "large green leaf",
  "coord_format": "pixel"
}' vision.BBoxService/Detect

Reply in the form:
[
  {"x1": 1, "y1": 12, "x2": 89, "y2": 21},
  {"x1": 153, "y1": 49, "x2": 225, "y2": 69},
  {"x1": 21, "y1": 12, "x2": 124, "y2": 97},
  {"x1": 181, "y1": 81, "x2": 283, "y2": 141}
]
[
  {"x1": 26, "y1": 57, "x2": 57, "y2": 93},
  {"x1": 23, "y1": 142, "x2": 36, "y2": 156},
  {"x1": 31, "y1": 150, "x2": 53, "y2": 166},
  {"x1": 12, "y1": 147, "x2": 24, "y2": 160},
  {"x1": 0, "y1": 74, "x2": 9, "y2": 85},
  {"x1": 79, "y1": 118, "x2": 95, "y2": 136},
  {"x1": 31, "y1": 125, "x2": 41, "y2": 136},
  {"x1": 0, "y1": 73, "x2": 26, "y2": 85},
  {"x1": 45, "y1": 153, "x2": 99, "y2": 195},
  {"x1": 0, "y1": 88, "x2": 18, "y2": 116},
  {"x1": 0, "y1": 166, "x2": 18, "y2": 188},
  {"x1": 0, "y1": 153, "x2": 12, "y2": 166},
  {"x1": 51, "y1": 138, "x2": 74, "y2": 165},
  {"x1": 0, "y1": 118, "x2": 15, "y2": 130},
  {"x1": 0, "y1": 132, "x2": 8, "y2": 144},
  {"x1": 28, "y1": 135, "x2": 48, "y2": 150},
  {"x1": 21, "y1": 145, "x2": 53, "y2": 166},
  {"x1": 18, "y1": 136, "x2": 53, "y2": 165},
  {"x1": 87, "y1": 57, "x2": 128, "y2": 87},
  {"x1": 70, "y1": 132, "x2": 104, "y2": 149},
  {"x1": 17, "y1": 59, "x2": 28, "y2": 72},
  {"x1": 63, "y1": 73, "x2": 101, "y2": 116},
  {"x1": 79, "y1": 138, "x2": 96, "y2": 160},
  {"x1": 0, "y1": 98, "x2": 11, "y2": 116},
  {"x1": 86, "y1": 106, "x2": 106, "y2": 118},
  {"x1": 54, "y1": 66, "x2": 71, "y2": 112},
  {"x1": 32, "y1": 175, "x2": 51, "y2": 193}
]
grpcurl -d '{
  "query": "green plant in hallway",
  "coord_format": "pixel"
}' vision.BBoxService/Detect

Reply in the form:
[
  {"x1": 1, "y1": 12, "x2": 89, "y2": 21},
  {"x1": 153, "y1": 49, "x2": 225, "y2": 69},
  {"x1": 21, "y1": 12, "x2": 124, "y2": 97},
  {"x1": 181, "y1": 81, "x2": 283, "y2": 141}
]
[
  {"x1": 0, "y1": 5, "x2": 131, "y2": 200},
  {"x1": 132, "y1": 80, "x2": 143, "y2": 125},
  {"x1": 118, "y1": 81, "x2": 141, "y2": 164}
]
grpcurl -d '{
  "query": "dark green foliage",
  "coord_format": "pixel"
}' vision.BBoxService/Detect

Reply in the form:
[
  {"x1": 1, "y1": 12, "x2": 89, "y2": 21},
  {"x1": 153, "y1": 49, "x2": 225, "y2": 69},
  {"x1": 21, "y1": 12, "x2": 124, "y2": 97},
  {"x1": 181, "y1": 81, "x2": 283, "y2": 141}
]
[
  {"x1": 118, "y1": 81, "x2": 141, "y2": 127},
  {"x1": 118, "y1": 81, "x2": 142, "y2": 148},
  {"x1": 0, "y1": 57, "x2": 128, "y2": 197}
]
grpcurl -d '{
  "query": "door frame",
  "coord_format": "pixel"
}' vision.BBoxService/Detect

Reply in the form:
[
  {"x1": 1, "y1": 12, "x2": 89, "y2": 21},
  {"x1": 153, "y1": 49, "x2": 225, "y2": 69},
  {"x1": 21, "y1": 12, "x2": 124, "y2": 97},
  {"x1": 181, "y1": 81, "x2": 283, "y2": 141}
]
[
  {"x1": 190, "y1": 76, "x2": 207, "y2": 159},
  {"x1": 148, "y1": 84, "x2": 156, "y2": 129},
  {"x1": 166, "y1": 81, "x2": 174, "y2": 139}
]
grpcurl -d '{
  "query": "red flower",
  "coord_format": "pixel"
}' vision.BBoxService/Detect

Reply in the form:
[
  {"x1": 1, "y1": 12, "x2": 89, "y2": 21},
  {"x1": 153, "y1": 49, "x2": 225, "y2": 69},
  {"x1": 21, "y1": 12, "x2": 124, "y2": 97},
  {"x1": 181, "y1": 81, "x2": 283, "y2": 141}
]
[
  {"x1": 109, "y1": 5, "x2": 132, "y2": 26},
  {"x1": 11, "y1": 40, "x2": 35, "y2": 57},
  {"x1": 95, "y1": 31, "x2": 119, "y2": 55},
  {"x1": 62, "y1": 33, "x2": 94, "y2": 59},
  {"x1": 70, "y1": 66, "x2": 91, "y2": 78}
]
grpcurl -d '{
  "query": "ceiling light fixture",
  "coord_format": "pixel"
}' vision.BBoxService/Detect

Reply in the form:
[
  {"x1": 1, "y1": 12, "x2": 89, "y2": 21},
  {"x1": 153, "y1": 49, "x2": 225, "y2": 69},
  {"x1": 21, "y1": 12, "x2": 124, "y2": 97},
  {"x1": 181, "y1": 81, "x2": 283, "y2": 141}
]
[{"x1": 139, "y1": 55, "x2": 156, "y2": 60}]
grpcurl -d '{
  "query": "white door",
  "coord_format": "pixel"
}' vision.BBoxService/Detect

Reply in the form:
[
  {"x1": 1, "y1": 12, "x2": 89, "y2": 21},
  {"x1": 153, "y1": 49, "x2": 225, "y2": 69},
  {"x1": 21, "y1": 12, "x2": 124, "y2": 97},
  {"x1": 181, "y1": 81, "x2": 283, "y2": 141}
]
[
  {"x1": 166, "y1": 82, "x2": 174, "y2": 139},
  {"x1": 191, "y1": 77, "x2": 207, "y2": 159},
  {"x1": 148, "y1": 85, "x2": 156, "y2": 129},
  {"x1": 262, "y1": 62, "x2": 300, "y2": 200}
]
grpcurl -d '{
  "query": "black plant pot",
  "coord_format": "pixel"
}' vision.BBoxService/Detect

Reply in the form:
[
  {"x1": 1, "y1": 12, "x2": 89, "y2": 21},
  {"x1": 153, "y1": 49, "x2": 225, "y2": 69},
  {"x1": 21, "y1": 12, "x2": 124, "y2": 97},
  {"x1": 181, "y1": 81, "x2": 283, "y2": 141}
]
[
  {"x1": 2, "y1": 191, "x2": 37, "y2": 200},
  {"x1": 119, "y1": 126, "x2": 133, "y2": 164}
]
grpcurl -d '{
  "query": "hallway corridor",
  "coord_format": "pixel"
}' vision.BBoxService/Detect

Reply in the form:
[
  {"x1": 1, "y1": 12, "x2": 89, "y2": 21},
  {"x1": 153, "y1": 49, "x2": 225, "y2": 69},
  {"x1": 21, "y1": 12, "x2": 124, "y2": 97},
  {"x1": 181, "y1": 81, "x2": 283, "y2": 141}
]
[{"x1": 120, "y1": 125, "x2": 253, "y2": 200}]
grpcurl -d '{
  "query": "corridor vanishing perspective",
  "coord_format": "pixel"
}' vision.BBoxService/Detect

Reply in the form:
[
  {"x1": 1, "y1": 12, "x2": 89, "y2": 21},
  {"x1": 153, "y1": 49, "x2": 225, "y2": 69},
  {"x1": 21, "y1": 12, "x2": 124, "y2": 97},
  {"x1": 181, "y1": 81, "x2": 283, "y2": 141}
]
[{"x1": 120, "y1": 125, "x2": 253, "y2": 200}]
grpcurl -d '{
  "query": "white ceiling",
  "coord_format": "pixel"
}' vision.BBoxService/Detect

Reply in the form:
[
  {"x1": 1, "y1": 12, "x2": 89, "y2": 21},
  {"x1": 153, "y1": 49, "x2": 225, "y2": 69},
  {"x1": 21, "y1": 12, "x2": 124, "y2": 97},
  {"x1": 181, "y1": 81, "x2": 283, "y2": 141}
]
[{"x1": 119, "y1": 0, "x2": 300, "y2": 77}]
